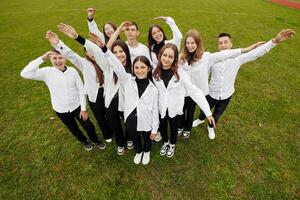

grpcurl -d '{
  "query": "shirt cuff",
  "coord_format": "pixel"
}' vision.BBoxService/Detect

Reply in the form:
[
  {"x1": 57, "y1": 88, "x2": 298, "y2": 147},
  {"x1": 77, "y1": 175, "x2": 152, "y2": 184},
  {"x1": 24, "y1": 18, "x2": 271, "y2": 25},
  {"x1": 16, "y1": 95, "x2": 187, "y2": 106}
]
[
  {"x1": 75, "y1": 35, "x2": 86, "y2": 46},
  {"x1": 87, "y1": 17, "x2": 94, "y2": 22}
]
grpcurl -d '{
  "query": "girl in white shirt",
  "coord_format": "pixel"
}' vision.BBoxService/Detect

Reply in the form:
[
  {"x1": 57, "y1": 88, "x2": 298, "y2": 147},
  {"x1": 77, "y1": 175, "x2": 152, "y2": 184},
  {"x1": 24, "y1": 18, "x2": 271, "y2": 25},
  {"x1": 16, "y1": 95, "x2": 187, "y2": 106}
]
[{"x1": 152, "y1": 43, "x2": 215, "y2": 158}]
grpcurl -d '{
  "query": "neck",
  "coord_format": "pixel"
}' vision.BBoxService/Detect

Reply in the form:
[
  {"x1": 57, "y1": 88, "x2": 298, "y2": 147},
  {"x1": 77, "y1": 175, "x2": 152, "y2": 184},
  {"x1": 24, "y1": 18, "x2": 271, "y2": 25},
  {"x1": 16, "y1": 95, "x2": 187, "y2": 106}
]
[
  {"x1": 162, "y1": 66, "x2": 171, "y2": 70},
  {"x1": 127, "y1": 39, "x2": 139, "y2": 47}
]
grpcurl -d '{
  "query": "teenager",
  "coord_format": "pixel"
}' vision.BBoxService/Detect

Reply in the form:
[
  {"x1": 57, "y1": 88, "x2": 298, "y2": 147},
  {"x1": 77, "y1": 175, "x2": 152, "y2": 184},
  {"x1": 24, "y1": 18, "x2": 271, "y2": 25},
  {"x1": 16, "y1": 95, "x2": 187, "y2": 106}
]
[
  {"x1": 58, "y1": 23, "x2": 131, "y2": 155},
  {"x1": 20, "y1": 35, "x2": 106, "y2": 150},
  {"x1": 152, "y1": 43, "x2": 215, "y2": 158},
  {"x1": 148, "y1": 16, "x2": 182, "y2": 67},
  {"x1": 192, "y1": 29, "x2": 295, "y2": 139},
  {"x1": 46, "y1": 31, "x2": 112, "y2": 143}
]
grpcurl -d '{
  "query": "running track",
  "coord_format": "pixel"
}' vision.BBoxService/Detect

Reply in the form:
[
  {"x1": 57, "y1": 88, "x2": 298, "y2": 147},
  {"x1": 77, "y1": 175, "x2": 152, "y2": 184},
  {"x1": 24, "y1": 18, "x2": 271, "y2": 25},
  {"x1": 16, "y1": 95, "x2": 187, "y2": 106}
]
[{"x1": 271, "y1": 0, "x2": 300, "y2": 10}]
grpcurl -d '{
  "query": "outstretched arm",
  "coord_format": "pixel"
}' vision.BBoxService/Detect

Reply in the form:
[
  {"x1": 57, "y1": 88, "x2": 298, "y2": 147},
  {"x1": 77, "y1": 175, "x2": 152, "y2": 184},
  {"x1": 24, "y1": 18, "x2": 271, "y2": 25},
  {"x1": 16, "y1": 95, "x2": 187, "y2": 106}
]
[
  {"x1": 86, "y1": 7, "x2": 105, "y2": 42},
  {"x1": 106, "y1": 21, "x2": 132, "y2": 49}
]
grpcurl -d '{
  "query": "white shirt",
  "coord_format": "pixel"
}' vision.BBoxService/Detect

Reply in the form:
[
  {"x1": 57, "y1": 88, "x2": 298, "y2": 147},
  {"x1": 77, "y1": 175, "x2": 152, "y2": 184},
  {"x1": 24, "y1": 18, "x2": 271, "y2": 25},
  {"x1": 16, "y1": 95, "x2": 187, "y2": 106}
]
[
  {"x1": 87, "y1": 19, "x2": 105, "y2": 43},
  {"x1": 20, "y1": 57, "x2": 86, "y2": 113},
  {"x1": 209, "y1": 40, "x2": 277, "y2": 100},
  {"x1": 104, "y1": 49, "x2": 159, "y2": 133},
  {"x1": 126, "y1": 41, "x2": 151, "y2": 64},
  {"x1": 53, "y1": 40, "x2": 102, "y2": 103},
  {"x1": 150, "y1": 17, "x2": 183, "y2": 67},
  {"x1": 153, "y1": 68, "x2": 212, "y2": 119},
  {"x1": 180, "y1": 49, "x2": 242, "y2": 95}
]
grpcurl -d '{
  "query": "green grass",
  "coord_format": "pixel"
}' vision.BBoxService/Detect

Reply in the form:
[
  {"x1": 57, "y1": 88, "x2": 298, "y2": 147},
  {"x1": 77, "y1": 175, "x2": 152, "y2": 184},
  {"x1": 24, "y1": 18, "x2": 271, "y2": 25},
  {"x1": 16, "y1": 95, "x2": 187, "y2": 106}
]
[{"x1": 0, "y1": 0, "x2": 299, "y2": 199}]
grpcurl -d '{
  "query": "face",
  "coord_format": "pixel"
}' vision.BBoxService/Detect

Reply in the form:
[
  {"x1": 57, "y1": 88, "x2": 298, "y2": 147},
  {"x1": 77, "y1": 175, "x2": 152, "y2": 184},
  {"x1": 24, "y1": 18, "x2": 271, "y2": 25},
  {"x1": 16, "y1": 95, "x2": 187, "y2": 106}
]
[
  {"x1": 134, "y1": 61, "x2": 149, "y2": 79},
  {"x1": 104, "y1": 24, "x2": 115, "y2": 38},
  {"x1": 113, "y1": 45, "x2": 127, "y2": 65},
  {"x1": 185, "y1": 36, "x2": 197, "y2": 53},
  {"x1": 125, "y1": 25, "x2": 139, "y2": 41},
  {"x1": 218, "y1": 36, "x2": 233, "y2": 50},
  {"x1": 161, "y1": 48, "x2": 175, "y2": 69},
  {"x1": 151, "y1": 26, "x2": 164, "y2": 43},
  {"x1": 50, "y1": 53, "x2": 66, "y2": 70}
]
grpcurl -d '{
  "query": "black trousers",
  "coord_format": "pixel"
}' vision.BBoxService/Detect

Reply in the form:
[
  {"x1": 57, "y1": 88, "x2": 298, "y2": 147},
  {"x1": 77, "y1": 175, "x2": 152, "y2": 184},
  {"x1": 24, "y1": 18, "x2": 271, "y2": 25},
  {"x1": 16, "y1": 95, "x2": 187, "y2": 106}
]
[
  {"x1": 106, "y1": 95, "x2": 125, "y2": 147},
  {"x1": 180, "y1": 97, "x2": 197, "y2": 131},
  {"x1": 120, "y1": 111, "x2": 132, "y2": 142},
  {"x1": 56, "y1": 106, "x2": 99, "y2": 143},
  {"x1": 89, "y1": 87, "x2": 112, "y2": 140},
  {"x1": 199, "y1": 95, "x2": 232, "y2": 128},
  {"x1": 160, "y1": 111, "x2": 180, "y2": 145},
  {"x1": 125, "y1": 110, "x2": 152, "y2": 154}
]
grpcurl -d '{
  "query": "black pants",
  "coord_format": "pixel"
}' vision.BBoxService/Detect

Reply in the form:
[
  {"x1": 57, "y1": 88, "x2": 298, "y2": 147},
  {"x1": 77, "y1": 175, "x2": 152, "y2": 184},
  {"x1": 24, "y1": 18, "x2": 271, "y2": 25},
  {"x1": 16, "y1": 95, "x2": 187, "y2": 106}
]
[
  {"x1": 180, "y1": 97, "x2": 197, "y2": 131},
  {"x1": 106, "y1": 95, "x2": 125, "y2": 147},
  {"x1": 125, "y1": 109, "x2": 151, "y2": 154},
  {"x1": 120, "y1": 111, "x2": 132, "y2": 142},
  {"x1": 89, "y1": 87, "x2": 112, "y2": 140},
  {"x1": 199, "y1": 95, "x2": 232, "y2": 128},
  {"x1": 160, "y1": 111, "x2": 180, "y2": 145},
  {"x1": 56, "y1": 106, "x2": 99, "y2": 143}
]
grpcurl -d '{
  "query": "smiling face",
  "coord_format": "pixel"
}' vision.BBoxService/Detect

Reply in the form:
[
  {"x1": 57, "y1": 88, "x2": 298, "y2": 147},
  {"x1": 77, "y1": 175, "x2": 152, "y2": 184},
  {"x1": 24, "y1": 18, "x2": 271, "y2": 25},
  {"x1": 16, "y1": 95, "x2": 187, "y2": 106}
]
[
  {"x1": 151, "y1": 26, "x2": 164, "y2": 43},
  {"x1": 125, "y1": 24, "x2": 139, "y2": 41},
  {"x1": 133, "y1": 61, "x2": 149, "y2": 79},
  {"x1": 112, "y1": 45, "x2": 127, "y2": 65},
  {"x1": 185, "y1": 36, "x2": 198, "y2": 53},
  {"x1": 50, "y1": 53, "x2": 66, "y2": 70},
  {"x1": 104, "y1": 23, "x2": 115, "y2": 38},
  {"x1": 218, "y1": 36, "x2": 233, "y2": 50},
  {"x1": 161, "y1": 47, "x2": 175, "y2": 69}
]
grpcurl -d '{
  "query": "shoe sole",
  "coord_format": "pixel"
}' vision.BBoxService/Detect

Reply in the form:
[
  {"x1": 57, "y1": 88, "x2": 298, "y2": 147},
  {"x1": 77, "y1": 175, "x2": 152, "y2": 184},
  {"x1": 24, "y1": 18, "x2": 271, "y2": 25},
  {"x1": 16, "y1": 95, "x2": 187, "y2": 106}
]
[{"x1": 84, "y1": 147, "x2": 93, "y2": 151}]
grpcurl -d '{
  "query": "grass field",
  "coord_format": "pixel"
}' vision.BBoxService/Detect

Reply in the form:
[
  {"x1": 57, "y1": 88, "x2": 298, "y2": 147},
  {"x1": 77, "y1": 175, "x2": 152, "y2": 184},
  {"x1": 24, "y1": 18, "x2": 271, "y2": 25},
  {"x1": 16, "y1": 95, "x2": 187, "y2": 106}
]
[{"x1": 0, "y1": 0, "x2": 299, "y2": 199}]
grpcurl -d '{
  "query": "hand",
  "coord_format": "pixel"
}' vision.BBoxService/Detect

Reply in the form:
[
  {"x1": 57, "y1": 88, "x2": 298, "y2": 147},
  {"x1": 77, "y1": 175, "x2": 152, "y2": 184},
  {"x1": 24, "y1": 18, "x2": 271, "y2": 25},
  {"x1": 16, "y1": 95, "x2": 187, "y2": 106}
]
[
  {"x1": 150, "y1": 133, "x2": 156, "y2": 140},
  {"x1": 88, "y1": 32, "x2": 105, "y2": 47},
  {"x1": 45, "y1": 30, "x2": 59, "y2": 45},
  {"x1": 87, "y1": 7, "x2": 95, "y2": 19},
  {"x1": 41, "y1": 51, "x2": 55, "y2": 60},
  {"x1": 57, "y1": 23, "x2": 78, "y2": 39},
  {"x1": 272, "y1": 29, "x2": 295, "y2": 44},
  {"x1": 79, "y1": 111, "x2": 89, "y2": 121},
  {"x1": 242, "y1": 41, "x2": 265, "y2": 53},
  {"x1": 207, "y1": 116, "x2": 216, "y2": 128},
  {"x1": 154, "y1": 16, "x2": 168, "y2": 21},
  {"x1": 118, "y1": 21, "x2": 133, "y2": 32}
]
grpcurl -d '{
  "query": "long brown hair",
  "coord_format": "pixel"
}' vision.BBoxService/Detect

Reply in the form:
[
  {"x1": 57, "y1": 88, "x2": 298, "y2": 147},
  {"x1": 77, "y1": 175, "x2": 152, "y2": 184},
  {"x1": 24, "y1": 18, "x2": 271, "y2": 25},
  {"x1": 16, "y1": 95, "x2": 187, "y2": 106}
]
[
  {"x1": 153, "y1": 43, "x2": 180, "y2": 82},
  {"x1": 84, "y1": 48, "x2": 104, "y2": 85},
  {"x1": 181, "y1": 29, "x2": 204, "y2": 65},
  {"x1": 148, "y1": 25, "x2": 167, "y2": 60}
]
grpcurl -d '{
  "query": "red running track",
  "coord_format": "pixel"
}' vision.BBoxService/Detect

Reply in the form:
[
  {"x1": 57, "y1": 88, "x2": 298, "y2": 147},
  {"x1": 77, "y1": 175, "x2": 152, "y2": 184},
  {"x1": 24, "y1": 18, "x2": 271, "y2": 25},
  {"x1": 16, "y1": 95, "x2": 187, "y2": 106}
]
[{"x1": 271, "y1": 0, "x2": 300, "y2": 10}]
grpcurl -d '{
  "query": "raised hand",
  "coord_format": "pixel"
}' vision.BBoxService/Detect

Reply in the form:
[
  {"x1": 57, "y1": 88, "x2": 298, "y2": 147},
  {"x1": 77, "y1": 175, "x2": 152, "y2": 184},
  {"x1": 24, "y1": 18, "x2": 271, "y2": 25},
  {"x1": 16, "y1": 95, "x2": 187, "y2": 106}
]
[
  {"x1": 272, "y1": 29, "x2": 295, "y2": 44},
  {"x1": 119, "y1": 21, "x2": 133, "y2": 31},
  {"x1": 87, "y1": 7, "x2": 95, "y2": 20},
  {"x1": 153, "y1": 16, "x2": 168, "y2": 21},
  {"x1": 45, "y1": 30, "x2": 59, "y2": 45},
  {"x1": 88, "y1": 32, "x2": 105, "y2": 47},
  {"x1": 41, "y1": 51, "x2": 55, "y2": 60},
  {"x1": 57, "y1": 23, "x2": 78, "y2": 39}
]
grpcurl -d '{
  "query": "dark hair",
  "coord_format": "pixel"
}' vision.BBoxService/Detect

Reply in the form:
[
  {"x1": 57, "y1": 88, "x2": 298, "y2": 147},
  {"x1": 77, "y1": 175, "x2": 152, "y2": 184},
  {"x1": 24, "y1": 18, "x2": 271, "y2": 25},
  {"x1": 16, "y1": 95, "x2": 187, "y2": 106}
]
[
  {"x1": 148, "y1": 25, "x2": 167, "y2": 60},
  {"x1": 153, "y1": 43, "x2": 180, "y2": 81},
  {"x1": 51, "y1": 48, "x2": 61, "y2": 54},
  {"x1": 102, "y1": 22, "x2": 120, "y2": 44},
  {"x1": 84, "y1": 48, "x2": 104, "y2": 85},
  {"x1": 111, "y1": 40, "x2": 132, "y2": 83},
  {"x1": 133, "y1": 56, "x2": 153, "y2": 82},
  {"x1": 218, "y1": 33, "x2": 231, "y2": 38},
  {"x1": 130, "y1": 21, "x2": 139, "y2": 30},
  {"x1": 181, "y1": 29, "x2": 204, "y2": 65}
]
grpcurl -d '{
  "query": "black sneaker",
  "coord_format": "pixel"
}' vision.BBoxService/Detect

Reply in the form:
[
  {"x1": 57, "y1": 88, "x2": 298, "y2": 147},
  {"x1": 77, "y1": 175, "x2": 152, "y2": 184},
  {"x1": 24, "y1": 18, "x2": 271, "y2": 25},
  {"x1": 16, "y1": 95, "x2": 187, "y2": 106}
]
[
  {"x1": 93, "y1": 141, "x2": 106, "y2": 150},
  {"x1": 83, "y1": 141, "x2": 93, "y2": 151}
]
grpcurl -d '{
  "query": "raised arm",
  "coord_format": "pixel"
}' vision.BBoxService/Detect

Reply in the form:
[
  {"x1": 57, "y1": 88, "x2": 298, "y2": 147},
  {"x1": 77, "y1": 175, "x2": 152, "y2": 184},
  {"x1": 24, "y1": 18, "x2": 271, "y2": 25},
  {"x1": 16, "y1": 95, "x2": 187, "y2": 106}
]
[
  {"x1": 106, "y1": 21, "x2": 132, "y2": 49},
  {"x1": 208, "y1": 48, "x2": 242, "y2": 67},
  {"x1": 87, "y1": 7, "x2": 105, "y2": 42}
]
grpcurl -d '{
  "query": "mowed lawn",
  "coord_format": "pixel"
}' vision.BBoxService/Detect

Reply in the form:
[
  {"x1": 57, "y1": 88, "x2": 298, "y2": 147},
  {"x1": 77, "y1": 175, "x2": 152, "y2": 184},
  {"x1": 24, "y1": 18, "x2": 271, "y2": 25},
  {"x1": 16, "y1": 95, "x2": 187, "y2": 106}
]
[{"x1": 0, "y1": 0, "x2": 299, "y2": 199}]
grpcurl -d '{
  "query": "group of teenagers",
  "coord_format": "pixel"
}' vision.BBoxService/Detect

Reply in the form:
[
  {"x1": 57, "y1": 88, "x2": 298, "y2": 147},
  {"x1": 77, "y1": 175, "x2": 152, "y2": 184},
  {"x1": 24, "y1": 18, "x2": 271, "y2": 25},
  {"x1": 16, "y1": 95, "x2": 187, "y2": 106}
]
[{"x1": 20, "y1": 8, "x2": 295, "y2": 165}]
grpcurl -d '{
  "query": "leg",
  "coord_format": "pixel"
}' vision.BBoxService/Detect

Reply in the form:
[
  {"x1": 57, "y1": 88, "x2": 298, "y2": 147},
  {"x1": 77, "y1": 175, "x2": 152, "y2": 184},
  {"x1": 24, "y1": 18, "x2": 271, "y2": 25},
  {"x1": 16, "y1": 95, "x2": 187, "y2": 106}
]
[
  {"x1": 198, "y1": 95, "x2": 217, "y2": 120},
  {"x1": 142, "y1": 131, "x2": 152, "y2": 152},
  {"x1": 159, "y1": 115, "x2": 169, "y2": 143},
  {"x1": 208, "y1": 96, "x2": 232, "y2": 128},
  {"x1": 125, "y1": 110, "x2": 142, "y2": 154},
  {"x1": 169, "y1": 115, "x2": 180, "y2": 145},
  {"x1": 184, "y1": 97, "x2": 197, "y2": 131}
]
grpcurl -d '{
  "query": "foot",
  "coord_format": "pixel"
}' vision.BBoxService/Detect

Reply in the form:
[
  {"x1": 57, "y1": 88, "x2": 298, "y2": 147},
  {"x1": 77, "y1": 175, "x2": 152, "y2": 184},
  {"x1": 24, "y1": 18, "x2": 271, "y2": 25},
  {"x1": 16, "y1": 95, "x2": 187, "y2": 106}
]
[
  {"x1": 207, "y1": 126, "x2": 216, "y2": 140},
  {"x1": 183, "y1": 131, "x2": 190, "y2": 138},
  {"x1": 105, "y1": 138, "x2": 112, "y2": 143},
  {"x1": 177, "y1": 128, "x2": 184, "y2": 136},
  {"x1": 83, "y1": 141, "x2": 93, "y2": 151},
  {"x1": 93, "y1": 141, "x2": 106, "y2": 149},
  {"x1": 166, "y1": 144, "x2": 175, "y2": 158},
  {"x1": 133, "y1": 152, "x2": 143, "y2": 164},
  {"x1": 192, "y1": 119, "x2": 205, "y2": 128},
  {"x1": 127, "y1": 141, "x2": 133, "y2": 149},
  {"x1": 142, "y1": 152, "x2": 150, "y2": 165},
  {"x1": 154, "y1": 131, "x2": 162, "y2": 142},
  {"x1": 160, "y1": 142, "x2": 169, "y2": 156},
  {"x1": 117, "y1": 146, "x2": 125, "y2": 155}
]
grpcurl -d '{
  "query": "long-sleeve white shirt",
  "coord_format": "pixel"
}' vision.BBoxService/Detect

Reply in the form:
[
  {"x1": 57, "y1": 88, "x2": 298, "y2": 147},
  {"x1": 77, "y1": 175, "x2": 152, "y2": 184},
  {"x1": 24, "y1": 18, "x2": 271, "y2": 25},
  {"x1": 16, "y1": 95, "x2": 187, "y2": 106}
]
[
  {"x1": 87, "y1": 19, "x2": 105, "y2": 43},
  {"x1": 20, "y1": 57, "x2": 86, "y2": 113},
  {"x1": 209, "y1": 40, "x2": 277, "y2": 100},
  {"x1": 126, "y1": 42, "x2": 151, "y2": 64},
  {"x1": 153, "y1": 68, "x2": 212, "y2": 119},
  {"x1": 53, "y1": 40, "x2": 102, "y2": 103},
  {"x1": 180, "y1": 49, "x2": 241, "y2": 96},
  {"x1": 104, "y1": 49, "x2": 159, "y2": 133},
  {"x1": 150, "y1": 17, "x2": 183, "y2": 67}
]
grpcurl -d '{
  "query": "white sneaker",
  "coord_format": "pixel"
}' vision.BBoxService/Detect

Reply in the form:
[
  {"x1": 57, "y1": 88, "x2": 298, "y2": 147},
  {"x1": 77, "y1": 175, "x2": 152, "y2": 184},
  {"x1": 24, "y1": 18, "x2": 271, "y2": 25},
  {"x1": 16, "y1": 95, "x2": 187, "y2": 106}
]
[
  {"x1": 154, "y1": 131, "x2": 162, "y2": 142},
  {"x1": 127, "y1": 141, "x2": 133, "y2": 149},
  {"x1": 177, "y1": 128, "x2": 184, "y2": 136},
  {"x1": 105, "y1": 138, "x2": 112, "y2": 143},
  {"x1": 192, "y1": 119, "x2": 205, "y2": 127},
  {"x1": 133, "y1": 152, "x2": 143, "y2": 164},
  {"x1": 183, "y1": 131, "x2": 190, "y2": 138},
  {"x1": 142, "y1": 152, "x2": 150, "y2": 165},
  {"x1": 207, "y1": 126, "x2": 216, "y2": 140},
  {"x1": 160, "y1": 142, "x2": 169, "y2": 155},
  {"x1": 117, "y1": 146, "x2": 125, "y2": 155},
  {"x1": 166, "y1": 144, "x2": 175, "y2": 158}
]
